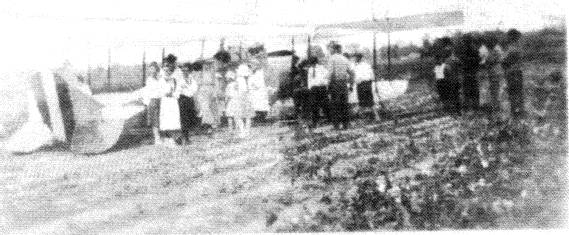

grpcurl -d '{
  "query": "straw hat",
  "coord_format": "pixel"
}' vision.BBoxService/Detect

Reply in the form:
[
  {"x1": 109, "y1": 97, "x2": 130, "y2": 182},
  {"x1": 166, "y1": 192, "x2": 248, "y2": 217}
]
[
  {"x1": 164, "y1": 54, "x2": 177, "y2": 64},
  {"x1": 248, "y1": 42, "x2": 265, "y2": 56},
  {"x1": 310, "y1": 45, "x2": 325, "y2": 59}
]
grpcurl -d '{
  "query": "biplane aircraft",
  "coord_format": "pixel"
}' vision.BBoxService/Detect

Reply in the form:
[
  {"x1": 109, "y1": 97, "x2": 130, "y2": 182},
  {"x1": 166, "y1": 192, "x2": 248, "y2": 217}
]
[{"x1": 1, "y1": 10, "x2": 464, "y2": 155}]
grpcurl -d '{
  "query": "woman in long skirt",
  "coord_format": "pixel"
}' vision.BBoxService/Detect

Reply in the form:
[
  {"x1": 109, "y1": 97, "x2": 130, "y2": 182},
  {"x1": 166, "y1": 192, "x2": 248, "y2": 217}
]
[
  {"x1": 247, "y1": 44, "x2": 271, "y2": 124},
  {"x1": 248, "y1": 59, "x2": 270, "y2": 124},
  {"x1": 353, "y1": 53, "x2": 377, "y2": 120},
  {"x1": 142, "y1": 62, "x2": 166, "y2": 144},
  {"x1": 159, "y1": 55, "x2": 183, "y2": 146},
  {"x1": 177, "y1": 62, "x2": 200, "y2": 145},
  {"x1": 193, "y1": 61, "x2": 219, "y2": 131}
]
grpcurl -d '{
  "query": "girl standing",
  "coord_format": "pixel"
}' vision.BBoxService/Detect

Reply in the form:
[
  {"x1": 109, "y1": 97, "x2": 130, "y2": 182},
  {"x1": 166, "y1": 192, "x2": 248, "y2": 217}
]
[
  {"x1": 248, "y1": 58, "x2": 270, "y2": 124},
  {"x1": 159, "y1": 54, "x2": 184, "y2": 146},
  {"x1": 226, "y1": 62, "x2": 255, "y2": 138},
  {"x1": 141, "y1": 62, "x2": 166, "y2": 144},
  {"x1": 177, "y1": 62, "x2": 199, "y2": 145},
  {"x1": 224, "y1": 64, "x2": 239, "y2": 130}
]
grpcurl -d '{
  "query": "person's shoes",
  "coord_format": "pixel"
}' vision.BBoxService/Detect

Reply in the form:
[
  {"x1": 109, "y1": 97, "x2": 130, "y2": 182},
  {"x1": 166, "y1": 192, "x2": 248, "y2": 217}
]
[
  {"x1": 310, "y1": 123, "x2": 318, "y2": 129},
  {"x1": 162, "y1": 138, "x2": 177, "y2": 147},
  {"x1": 238, "y1": 131, "x2": 249, "y2": 139}
]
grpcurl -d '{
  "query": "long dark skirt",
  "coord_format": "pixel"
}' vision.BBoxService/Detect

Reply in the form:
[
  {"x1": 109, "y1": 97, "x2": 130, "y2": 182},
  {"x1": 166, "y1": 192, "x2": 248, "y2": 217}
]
[
  {"x1": 462, "y1": 72, "x2": 480, "y2": 111},
  {"x1": 357, "y1": 81, "x2": 374, "y2": 108},
  {"x1": 436, "y1": 79, "x2": 461, "y2": 115},
  {"x1": 293, "y1": 87, "x2": 311, "y2": 120},
  {"x1": 329, "y1": 81, "x2": 351, "y2": 129},
  {"x1": 488, "y1": 70, "x2": 501, "y2": 112},
  {"x1": 309, "y1": 85, "x2": 329, "y2": 125},
  {"x1": 147, "y1": 98, "x2": 160, "y2": 128},
  {"x1": 506, "y1": 70, "x2": 524, "y2": 118},
  {"x1": 178, "y1": 95, "x2": 200, "y2": 139}
]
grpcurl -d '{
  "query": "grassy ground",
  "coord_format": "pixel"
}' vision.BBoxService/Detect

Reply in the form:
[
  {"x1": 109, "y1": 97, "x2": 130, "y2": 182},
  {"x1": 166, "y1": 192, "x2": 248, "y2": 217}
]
[
  {"x1": 272, "y1": 62, "x2": 567, "y2": 231},
  {"x1": 1, "y1": 126, "x2": 295, "y2": 233},
  {"x1": 1, "y1": 63, "x2": 564, "y2": 233},
  {"x1": 0, "y1": 26, "x2": 566, "y2": 232}
]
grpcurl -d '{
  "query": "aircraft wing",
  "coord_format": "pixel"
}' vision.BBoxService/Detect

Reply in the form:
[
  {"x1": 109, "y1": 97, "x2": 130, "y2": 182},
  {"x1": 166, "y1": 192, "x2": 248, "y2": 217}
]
[{"x1": 315, "y1": 11, "x2": 464, "y2": 32}]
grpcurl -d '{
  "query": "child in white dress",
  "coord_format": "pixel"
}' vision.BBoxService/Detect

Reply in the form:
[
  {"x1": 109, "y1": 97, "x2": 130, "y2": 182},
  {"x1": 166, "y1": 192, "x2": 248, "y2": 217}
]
[
  {"x1": 225, "y1": 63, "x2": 255, "y2": 138},
  {"x1": 141, "y1": 62, "x2": 168, "y2": 144}
]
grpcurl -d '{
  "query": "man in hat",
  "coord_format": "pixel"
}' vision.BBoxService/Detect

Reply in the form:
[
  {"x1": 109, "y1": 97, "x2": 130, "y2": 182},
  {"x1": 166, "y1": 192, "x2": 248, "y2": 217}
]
[
  {"x1": 502, "y1": 29, "x2": 524, "y2": 120},
  {"x1": 458, "y1": 33, "x2": 482, "y2": 113},
  {"x1": 327, "y1": 42, "x2": 355, "y2": 130},
  {"x1": 304, "y1": 48, "x2": 330, "y2": 129}
]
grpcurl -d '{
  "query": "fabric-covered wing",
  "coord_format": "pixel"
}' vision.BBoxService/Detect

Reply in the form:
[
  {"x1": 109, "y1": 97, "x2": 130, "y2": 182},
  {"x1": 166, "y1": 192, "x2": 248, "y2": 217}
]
[{"x1": 315, "y1": 11, "x2": 464, "y2": 32}]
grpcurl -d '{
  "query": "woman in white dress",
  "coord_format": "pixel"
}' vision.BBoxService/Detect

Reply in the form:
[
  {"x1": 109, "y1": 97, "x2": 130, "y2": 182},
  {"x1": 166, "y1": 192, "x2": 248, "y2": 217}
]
[
  {"x1": 248, "y1": 57, "x2": 270, "y2": 123},
  {"x1": 141, "y1": 62, "x2": 168, "y2": 144},
  {"x1": 224, "y1": 65, "x2": 238, "y2": 130},
  {"x1": 193, "y1": 61, "x2": 219, "y2": 131},
  {"x1": 159, "y1": 54, "x2": 184, "y2": 145},
  {"x1": 226, "y1": 62, "x2": 255, "y2": 138}
]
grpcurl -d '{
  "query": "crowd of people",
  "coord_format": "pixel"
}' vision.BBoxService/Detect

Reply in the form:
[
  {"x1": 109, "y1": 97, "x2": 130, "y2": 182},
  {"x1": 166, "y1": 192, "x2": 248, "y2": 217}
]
[
  {"x1": 433, "y1": 28, "x2": 525, "y2": 120},
  {"x1": 138, "y1": 43, "x2": 271, "y2": 145},
  {"x1": 137, "y1": 28, "x2": 526, "y2": 145},
  {"x1": 291, "y1": 42, "x2": 377, "y2": 131}
]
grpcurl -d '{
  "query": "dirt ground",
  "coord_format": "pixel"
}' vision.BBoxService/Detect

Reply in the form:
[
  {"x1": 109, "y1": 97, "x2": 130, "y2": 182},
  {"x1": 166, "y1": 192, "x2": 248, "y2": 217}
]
[{"x1": 1, "y1": 124, "x2": 295, "y2": 234}]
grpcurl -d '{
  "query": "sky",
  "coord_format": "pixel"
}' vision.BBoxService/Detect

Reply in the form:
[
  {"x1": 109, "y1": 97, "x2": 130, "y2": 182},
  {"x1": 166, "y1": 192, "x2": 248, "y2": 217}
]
[{"x1": 0, "y1": 0, "x2": 566, "y2": 73}]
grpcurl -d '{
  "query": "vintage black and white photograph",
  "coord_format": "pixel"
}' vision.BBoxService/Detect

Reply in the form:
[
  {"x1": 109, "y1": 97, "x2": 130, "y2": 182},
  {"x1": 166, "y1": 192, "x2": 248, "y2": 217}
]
[{"x1": 0, "y1": 0, "x2": 567, "y2": 233}]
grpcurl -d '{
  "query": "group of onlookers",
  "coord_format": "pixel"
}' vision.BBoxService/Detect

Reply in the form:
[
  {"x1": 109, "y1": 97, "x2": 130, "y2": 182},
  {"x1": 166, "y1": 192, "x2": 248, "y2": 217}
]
[
  {"x1": 139, "y1": 28, "x2": 526, "y2": 144},
  {"x1": 292, "y1": 42, "x2": 377, "y2": 130},
  {"x1": 433, "y1": 28, "x2": 525, "y2": 120},
  {"x1": 139, "y1": 44, "x2": 270, "y2": 145}
]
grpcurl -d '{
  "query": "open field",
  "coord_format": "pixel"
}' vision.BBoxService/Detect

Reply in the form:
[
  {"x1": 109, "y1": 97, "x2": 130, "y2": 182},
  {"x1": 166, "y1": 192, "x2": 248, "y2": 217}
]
[
  {"x1": 1, "y1": 60, "x2": 566, "y2": 233},
  {"x1": 0, "y1": 28, "x2": 566, "y2": 232}
]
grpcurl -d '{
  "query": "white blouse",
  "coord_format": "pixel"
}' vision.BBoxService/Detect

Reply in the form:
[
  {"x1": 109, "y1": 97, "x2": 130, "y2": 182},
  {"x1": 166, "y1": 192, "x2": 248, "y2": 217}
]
[
  {"x1": 434, "y1": 63, "x2": 446, "y2": 80},
  {"x1": 354, "y1": 62, "x2": 374, "y2": 83},
  {"x1": 307, "y1": 64, "x2": 329, "y2": 88}
]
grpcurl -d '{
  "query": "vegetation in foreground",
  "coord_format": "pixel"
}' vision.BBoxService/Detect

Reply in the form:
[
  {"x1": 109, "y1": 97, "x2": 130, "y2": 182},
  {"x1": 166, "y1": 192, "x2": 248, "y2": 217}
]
[{"x1": 271, "y1": 60, "x2": 566, "y2": 231}]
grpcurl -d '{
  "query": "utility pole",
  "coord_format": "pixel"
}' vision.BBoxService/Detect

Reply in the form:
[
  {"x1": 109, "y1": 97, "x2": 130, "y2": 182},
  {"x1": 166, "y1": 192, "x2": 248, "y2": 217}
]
[
  {"x1": 238, "y1": 40, "x2": 243, "y2": 60},
  {"x1": 373, "y1": 32, "x2": 377, "y2": 81},
  {"x1": 386, "y1": 16, "x2": 392, "y2": 80},
  {"x1": 86, "y1": 42, "x2": 91, "y2": 88},
  {"x1": 291, "y1": 36, "x2": 296, "y2": 68},
  {"x1": 200, "y1": 38, "x2": 206, "y2": 59},
  {"x1": 142, "y1": 51, "x2": 146, "y2": 86},
  {"x1": 161, "y1": 48, "x2": 165, "y2": 66},
  {"x1": 107, "y1": 48, "x2": 111, "y2": 90},
  {"x1": 307, "y1": 35, "x2": 312, "y2": 58},
  {"x1": 219, "y1": 38, "x2": 225, "y2": 51},
  {"x1": 291, "y1": 36, "x2": 295, "y2": 54}
]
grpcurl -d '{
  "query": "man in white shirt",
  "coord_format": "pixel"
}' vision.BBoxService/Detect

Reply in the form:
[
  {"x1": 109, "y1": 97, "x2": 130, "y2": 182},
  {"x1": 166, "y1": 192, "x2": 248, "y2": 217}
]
[
  {"x1": 327, "y1": 42, "x2": 355, "y2": 130},
  {"x1": 352, "y1": 53, "x2": 378, "y2": 120},
  {"x1": 306, "y1": 56, "x2": 330, "y2": 128}
]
